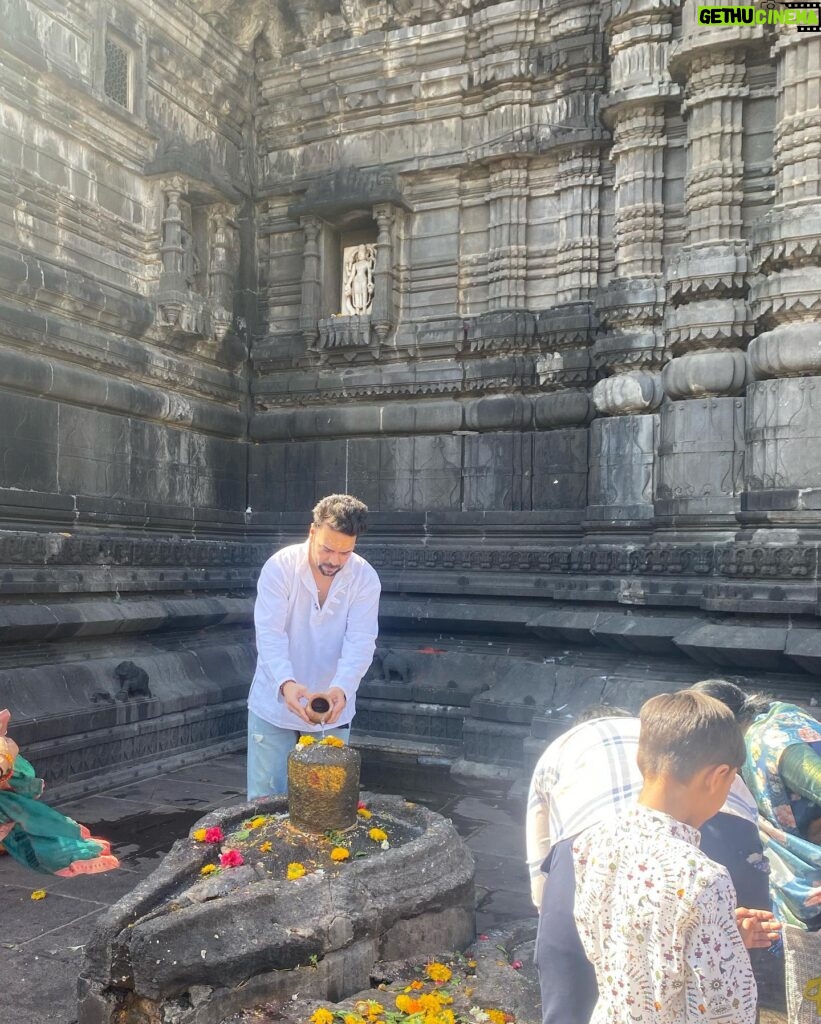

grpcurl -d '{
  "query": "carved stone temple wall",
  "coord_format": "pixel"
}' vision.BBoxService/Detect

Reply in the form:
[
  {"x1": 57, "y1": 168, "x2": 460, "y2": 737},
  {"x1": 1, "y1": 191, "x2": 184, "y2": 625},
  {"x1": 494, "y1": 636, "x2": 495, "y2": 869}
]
[{"x1": 1, "y1": 0, "x2": 819, "y2": 794}]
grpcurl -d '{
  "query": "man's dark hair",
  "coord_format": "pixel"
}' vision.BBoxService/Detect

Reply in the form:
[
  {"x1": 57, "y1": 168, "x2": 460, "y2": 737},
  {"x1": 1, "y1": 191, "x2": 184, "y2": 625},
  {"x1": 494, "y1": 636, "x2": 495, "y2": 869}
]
[
  {"x1": 574, "y1": 704, "x2": 633, "y2": 725},
  {"x1": 638, "y1": 690, "x2": 746, "y2": 782},
  {"x1": 312, "y1": 494, "x2": 369, "y2": 537},
  {"x1": 689, "y1": 678, "x2": 770, "y2": 729}
]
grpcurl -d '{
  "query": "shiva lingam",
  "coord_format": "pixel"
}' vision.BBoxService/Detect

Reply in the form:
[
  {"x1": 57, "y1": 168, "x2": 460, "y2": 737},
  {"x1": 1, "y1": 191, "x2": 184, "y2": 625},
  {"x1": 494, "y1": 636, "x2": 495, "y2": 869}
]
[
  {"x1": 78, "y1": 731, "x2": 475, "y2": 1024},
  {"x1": 287, "y1": 730, "x2": 361, "y2": 833}
]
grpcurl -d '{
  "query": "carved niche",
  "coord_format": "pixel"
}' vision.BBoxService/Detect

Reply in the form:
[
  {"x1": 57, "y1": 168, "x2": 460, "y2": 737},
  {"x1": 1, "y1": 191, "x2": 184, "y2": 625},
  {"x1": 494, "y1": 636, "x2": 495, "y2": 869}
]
[{"x1": 156, "y1": 178, "x2": 239, "y2": 348}]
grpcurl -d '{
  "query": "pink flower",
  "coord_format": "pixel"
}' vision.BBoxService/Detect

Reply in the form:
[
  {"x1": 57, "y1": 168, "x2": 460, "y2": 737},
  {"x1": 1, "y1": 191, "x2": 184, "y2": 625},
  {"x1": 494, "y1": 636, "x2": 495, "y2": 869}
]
[
  {"x1": 511, "y1": 960, "x2": 523, "y2": 970},
  {"x1": 478, "y1": 934, "x2": 489, "y2": 941},
  {"x1": 357, "y1": 800, "x2": 367, "y2": 810},
  {"x1": 220, "y1": 849, "x2": 244, "y2": 868},
  {"x1": 205, "y1": 826, "x2": 225, "y2": 844}
]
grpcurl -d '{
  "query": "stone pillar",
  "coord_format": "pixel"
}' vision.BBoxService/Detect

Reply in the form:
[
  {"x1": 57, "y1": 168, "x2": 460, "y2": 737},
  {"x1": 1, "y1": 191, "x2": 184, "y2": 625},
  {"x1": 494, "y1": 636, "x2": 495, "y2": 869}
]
[
  {"x1": 659, "y1": 20, "x2": 754, "y2": 519},
  {"x1": 371, "y1": 202, "x2": 395, "y2": 348},
  {"x1": 591, "y1": 1, "x2": 676, "y2": 522},
  {"x1": 208, "y1": 204, "x2": 238, "y2": 342},
  {"x1": 745, "y1": 32, "x2": 821, "y2": 512},
  {"x1": 299, "y1": 215, "x2": 321, "y2": 351},
  {"x1": 487, "y1": 159, "x2": 528, "y2": 310}
]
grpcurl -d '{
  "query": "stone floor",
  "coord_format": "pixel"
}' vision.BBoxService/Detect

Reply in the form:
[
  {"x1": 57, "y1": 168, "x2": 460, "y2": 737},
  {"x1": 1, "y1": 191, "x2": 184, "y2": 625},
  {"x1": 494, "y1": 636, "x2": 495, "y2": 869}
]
[{"x1": 0, "y1": 751, "x2": 787, "y2": 1023}]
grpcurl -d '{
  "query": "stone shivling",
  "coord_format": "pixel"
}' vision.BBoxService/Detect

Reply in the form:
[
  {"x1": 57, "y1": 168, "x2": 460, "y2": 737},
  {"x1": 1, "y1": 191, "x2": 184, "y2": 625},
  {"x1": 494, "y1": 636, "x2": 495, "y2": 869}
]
[
  {"x1": 0, "y1": 1, "x2": 820, "y2": 802},
  {"x1": 78, "y1": 739, "x2": 476, "y2": 1024}
]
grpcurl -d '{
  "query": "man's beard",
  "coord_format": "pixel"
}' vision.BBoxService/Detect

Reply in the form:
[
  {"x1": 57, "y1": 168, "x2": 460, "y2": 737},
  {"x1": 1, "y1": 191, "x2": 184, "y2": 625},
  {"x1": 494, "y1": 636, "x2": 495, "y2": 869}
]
[{"x1": 318, "y1": 563, "x2": 342, "y2": 576}]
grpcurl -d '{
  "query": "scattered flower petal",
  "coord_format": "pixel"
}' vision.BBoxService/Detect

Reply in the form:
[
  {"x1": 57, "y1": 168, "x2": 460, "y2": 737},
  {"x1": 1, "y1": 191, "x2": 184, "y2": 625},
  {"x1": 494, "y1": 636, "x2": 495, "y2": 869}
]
[
  {"x1": 331, "y1": 847, "x2": 350, "y2": 862},
  {"x1": 380, "y1": 839, "x2": 390, "y2": 850},
  {"x1": 357, "y1": 808, "x2": 373, "y2": 820},
  {"x1": 259, "y1": 841, "x2": 273, "y2": 853},
  {"x1": 319, "y1": 735, "x2": 345, "y2": 747},
  {"x1": 297, "y1": 735, "x2": 316, "y2": 747},
  {"x1": 510, "y1": 960, "x2": 523, "y2": 970},
  {"x1": 200, "y1": 864, "x2": 218, "y2": 876},
  {"x1": 30, "y1": 889, "x2": 47, "y2": 901}
]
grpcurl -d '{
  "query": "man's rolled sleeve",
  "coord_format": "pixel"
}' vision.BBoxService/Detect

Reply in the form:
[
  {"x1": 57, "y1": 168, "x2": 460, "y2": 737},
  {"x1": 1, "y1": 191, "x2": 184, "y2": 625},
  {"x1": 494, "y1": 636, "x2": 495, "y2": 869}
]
[
  {"x1": 253, "y1": 559, "x2": 297, "y2": 694},
  {"x1": 328, "y1": 570, "x2": 381, "y2": 703}
]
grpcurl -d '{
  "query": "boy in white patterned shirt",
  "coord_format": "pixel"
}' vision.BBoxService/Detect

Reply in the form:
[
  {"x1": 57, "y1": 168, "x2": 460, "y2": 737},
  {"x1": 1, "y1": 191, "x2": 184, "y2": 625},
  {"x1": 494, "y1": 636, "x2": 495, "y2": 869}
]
[{"x1": 573, "y1": 691, "x2": 778, "y2": 1024}]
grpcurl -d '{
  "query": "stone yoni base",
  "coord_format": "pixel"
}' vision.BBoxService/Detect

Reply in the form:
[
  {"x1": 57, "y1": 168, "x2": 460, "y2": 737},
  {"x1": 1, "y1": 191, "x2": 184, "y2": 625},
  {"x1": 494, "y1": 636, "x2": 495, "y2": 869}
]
[{"x1": 77, "y1": 794, "x2": 475, "y2": 1024}]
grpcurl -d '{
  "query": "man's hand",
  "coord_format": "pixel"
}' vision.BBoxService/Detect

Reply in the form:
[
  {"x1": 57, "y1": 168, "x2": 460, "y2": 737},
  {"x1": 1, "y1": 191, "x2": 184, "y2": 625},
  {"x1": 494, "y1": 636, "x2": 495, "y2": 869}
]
[
  {"x1": 325, "y1": 687, "x2": 347, "y2": 725},
  {"x1": 280, "y1": 680, "x2": 312, "y2": 724},
  {"x1": 735, "y1": 907, "x2": 782, "y2": 949}
]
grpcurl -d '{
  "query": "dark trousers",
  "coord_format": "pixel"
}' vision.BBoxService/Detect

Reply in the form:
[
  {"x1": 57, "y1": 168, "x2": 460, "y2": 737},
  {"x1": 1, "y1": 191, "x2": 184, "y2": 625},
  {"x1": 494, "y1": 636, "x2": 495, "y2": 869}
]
[{"x1": 535, "y1": 837, "x2": 597, "y2": 1024}]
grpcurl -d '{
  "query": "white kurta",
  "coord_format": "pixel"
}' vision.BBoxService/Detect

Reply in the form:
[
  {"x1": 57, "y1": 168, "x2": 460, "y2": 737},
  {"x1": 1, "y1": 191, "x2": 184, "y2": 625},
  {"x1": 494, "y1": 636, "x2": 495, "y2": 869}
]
[{"x1": 247, "y1": 540, "x2": 381, "y2": 731}]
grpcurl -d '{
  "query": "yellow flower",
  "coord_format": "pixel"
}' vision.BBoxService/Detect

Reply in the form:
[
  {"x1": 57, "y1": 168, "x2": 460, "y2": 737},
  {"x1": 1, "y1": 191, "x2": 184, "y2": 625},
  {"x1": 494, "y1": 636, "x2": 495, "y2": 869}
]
[
  {"x1": 366, "y1": 1002, "x2": 384, "y2": 1018},
  {"x1": 247, "y1": 816, "x2": 267, "y2": 830},
  {"x1": 409, "y1": 981, "x2": 425, "y2": 991},
  {"x1": 467, "y1": 960, "x2": 477, "y2": 969},
  {"x1": 30, "y1": 889, "x2": 47, "y2": 901},
  {"x1": 486, "y1": 1012, "x2": 507, "y2": 1024},
  {"x1": 320, "y1": 735, "x2": 345, "y2": 747},
  {"x1": 425, "y1": 962, "x2": 452, "y2": 983},
  {"x1": 368, "y1": 828, "x2": 388, "y2": 843},
  {"x1": 331, "y1": 847, "x2": 350, "y2": 862},
  {"x1": 259, "y1": 841, "x2": 273, "y2": 853},
  {"x1": 343, "y1": 1015, "x2": 364, "y2": 1024},
  {"x1": 440, "y1": 1011, "x2": 456, "y2": 1024},
  {"x1": 310, "y1": 1010, "x2": 334, "y2": 1024},
  {"x1": 419, "y1": 994, "x2": 444, "y2": 1014},
  {"x1": 287, "y1": 862, "x2": 307, "y2": 880},
  {"x1": 395, "y1": 995, "x2": 422, "y2": 1014},
  {"x1": 298, "y1": 735, "x2": 317, "y2": 747},
  {"x1": 192, "y1": 828, "x2": 207, "y2": 842},
  {"x1": 199, "y1": 864, "x2": 218, "y2": 876},
  {"x1": 357, "y1": 808, "x2": 372, "y2": 820}
]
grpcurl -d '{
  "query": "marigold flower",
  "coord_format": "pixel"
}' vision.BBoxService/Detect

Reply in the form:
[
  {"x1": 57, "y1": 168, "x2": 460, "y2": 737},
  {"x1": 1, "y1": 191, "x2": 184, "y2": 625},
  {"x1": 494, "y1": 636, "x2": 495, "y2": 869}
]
[
  {"x1": 204, "y1": 826, "x2": 224, "y2": 844},
  {"x1": 467, "y1": 960, "x2": 477, "y2": 969},
  {"x1": 287, "y1": 861, "x2": 307, "y2": 880},
  {"x1": 247, "y1": 816, "x2": 267, "y2": 830},
  {"x1": 368, "y1": 827, "x2": 388, "y2": 843},
  {"x1": 419, "y1": 993, "x2": 444, "y2": 1014},
  {"x1": 320, "y1": 735, "x2": 345, "y2": 747},
  {"x1": 440, "y1": 1011, "x2": 455, "y2": 1024},
  {"x1": 220, "y1": 849, "x2": 244, "y2": 868},
  {"x1": 343, "y1": 1015, "x2": 364, "y2": 1024},
  {"x1": 395, "y1": 995, "x2": 421, "y2": 1014},
  {"x1": 259, "y1": 841, "x2": 273, "y2": 852},
  {"x1": 192, "y1": 828, "x2": 208, "y2": 842},
  {"x1": 409, "y1": 981, "x2": 425, "y2": 991},
  {"x1": 426, "y1": 962, "x2": 452, "y2": 984},
  {"x1": 366, "y1": 1002, "x2": 384, "y2": 1017},
  {"x1": 331, "y1": 847, "x2": 350, "y2": 862},
  {"x1": 200, "y1": 864, "x2": 218, "y2": 876},
  {"x1": 311, "y1": 1009, "x2": 334, "y2": 1024},
  {"x1": 357, "y1": 808, "x2": 373, "y2": 820},
  {"x1": 297, "y1": 735, "x2": 316, "y2": 747},
  {"x1": 486, "y1": 1011, "x2": 507, "y2": 1024},
  {"x1": 30, "y1": 889, "x2": 46, "y2": 901}
]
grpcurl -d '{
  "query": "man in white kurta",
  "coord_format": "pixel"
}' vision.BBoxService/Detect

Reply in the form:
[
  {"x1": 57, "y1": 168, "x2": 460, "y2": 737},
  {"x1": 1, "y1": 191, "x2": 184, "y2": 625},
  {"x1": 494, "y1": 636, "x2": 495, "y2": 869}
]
[{"x1": 246, "y1": 494, "x2": 380, "y2": 799}]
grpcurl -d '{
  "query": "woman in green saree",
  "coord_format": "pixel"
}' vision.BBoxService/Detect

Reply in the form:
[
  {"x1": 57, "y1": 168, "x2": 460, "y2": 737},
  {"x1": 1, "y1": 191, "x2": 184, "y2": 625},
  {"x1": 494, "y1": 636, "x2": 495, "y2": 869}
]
[{"x1": 0, "y1": 709, "x2": 119, "y2": 876}]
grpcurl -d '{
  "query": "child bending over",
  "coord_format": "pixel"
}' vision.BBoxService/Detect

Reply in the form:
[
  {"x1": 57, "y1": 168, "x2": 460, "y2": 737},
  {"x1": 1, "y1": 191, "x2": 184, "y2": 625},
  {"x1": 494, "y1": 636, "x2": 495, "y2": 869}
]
[{"x1": 573, "y1": 691, "x2": 777, "y2": 1024}]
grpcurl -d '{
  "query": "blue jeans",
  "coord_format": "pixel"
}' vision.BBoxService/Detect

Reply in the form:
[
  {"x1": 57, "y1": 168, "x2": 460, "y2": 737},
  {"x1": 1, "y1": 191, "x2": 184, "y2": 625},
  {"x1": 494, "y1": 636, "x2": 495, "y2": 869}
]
[{"x1": 246, "y1": 710, "x2": 351, "y2": 800}]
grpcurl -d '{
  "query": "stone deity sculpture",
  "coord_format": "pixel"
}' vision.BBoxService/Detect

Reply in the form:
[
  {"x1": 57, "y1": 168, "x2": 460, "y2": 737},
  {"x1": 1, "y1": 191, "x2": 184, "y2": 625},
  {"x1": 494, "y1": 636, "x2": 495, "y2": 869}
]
[{"x1": 342, "y1": 243, "x2": 376, "y2": 315}]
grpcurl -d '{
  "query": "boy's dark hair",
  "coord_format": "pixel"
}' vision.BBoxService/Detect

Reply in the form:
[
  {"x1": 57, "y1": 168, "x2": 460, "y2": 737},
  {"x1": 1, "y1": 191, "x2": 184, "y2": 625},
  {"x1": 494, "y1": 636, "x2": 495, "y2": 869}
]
[
  {"x1": 312, "y1": 494, "x2": 369, "y2": 537},
  {"x1": 689, "y1": 678, "x2": 770, "y2": 729},
  {"x1": 574, "y1": 704, "x2": 633, "y2": 725},
  {"x1": 638, "y1": 691, "x2": 746, "y2": 781}
]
